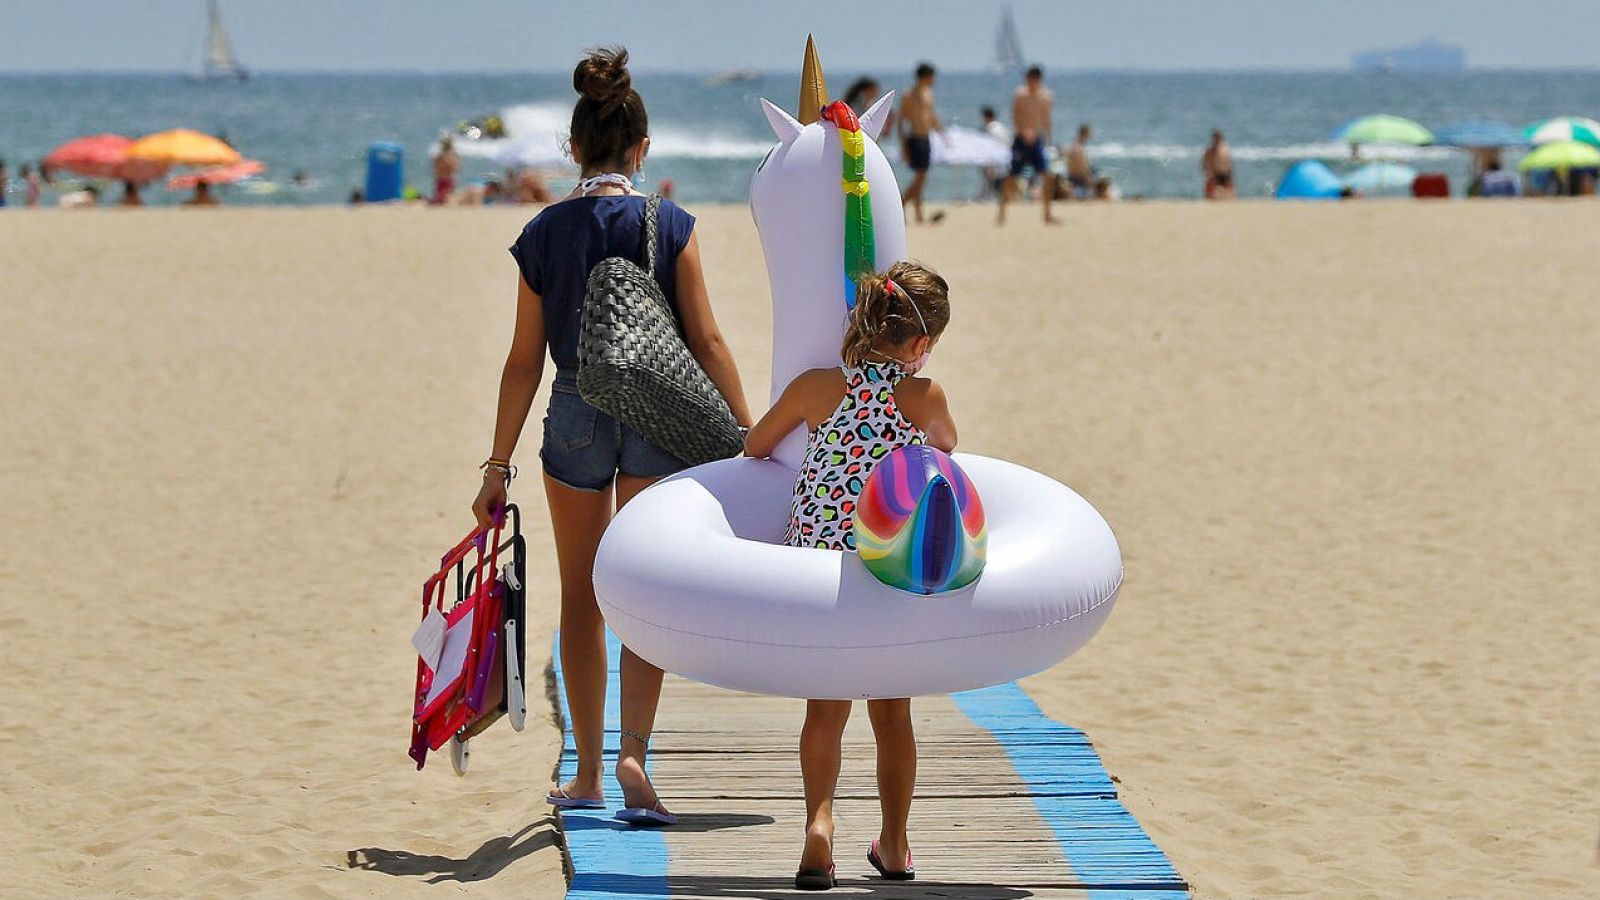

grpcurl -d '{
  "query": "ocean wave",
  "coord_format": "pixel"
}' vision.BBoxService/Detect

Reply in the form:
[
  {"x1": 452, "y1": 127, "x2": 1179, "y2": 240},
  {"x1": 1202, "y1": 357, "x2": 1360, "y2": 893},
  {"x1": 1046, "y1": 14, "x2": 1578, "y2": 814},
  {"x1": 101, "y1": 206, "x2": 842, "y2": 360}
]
[
  {"x1": 1092, "y1": 141, "x2": 1456, "y2": 162},
  {"x1": 448, "y1": 103, "x2": 771, "y2": 166}
]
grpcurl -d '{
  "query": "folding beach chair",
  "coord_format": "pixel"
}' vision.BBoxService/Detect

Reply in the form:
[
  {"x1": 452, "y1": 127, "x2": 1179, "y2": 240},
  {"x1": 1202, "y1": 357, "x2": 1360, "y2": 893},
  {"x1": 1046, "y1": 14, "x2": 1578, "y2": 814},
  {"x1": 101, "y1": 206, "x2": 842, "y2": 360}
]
[{"x1": 409, "y1": 505, "x2": 528, "y2": 774}]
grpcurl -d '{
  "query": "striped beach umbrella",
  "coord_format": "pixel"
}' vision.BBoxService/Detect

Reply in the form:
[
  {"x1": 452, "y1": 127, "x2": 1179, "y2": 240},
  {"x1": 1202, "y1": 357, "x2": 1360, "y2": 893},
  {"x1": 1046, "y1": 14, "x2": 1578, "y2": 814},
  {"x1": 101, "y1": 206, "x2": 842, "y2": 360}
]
[
  {"x1": 1333, "y1": 114, "x2": 1434, "y2": 147},
  {"x1": 1524, "y1": 117, "x2": 1600, "y2": 146}
]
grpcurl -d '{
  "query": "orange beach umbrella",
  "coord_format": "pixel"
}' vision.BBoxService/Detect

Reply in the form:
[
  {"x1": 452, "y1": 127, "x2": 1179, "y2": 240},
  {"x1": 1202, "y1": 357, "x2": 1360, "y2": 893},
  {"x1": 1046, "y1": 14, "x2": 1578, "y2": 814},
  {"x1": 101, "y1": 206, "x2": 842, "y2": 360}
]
[
  {"x1": 167, "y1": 159, "x2": 265, "y2": 189},
  {"x1": 127, "y1": 129, "x2": 241, "y2": 167},
  {"x1": 43, "y1": 134, "x2": 168, "y2": 181}
]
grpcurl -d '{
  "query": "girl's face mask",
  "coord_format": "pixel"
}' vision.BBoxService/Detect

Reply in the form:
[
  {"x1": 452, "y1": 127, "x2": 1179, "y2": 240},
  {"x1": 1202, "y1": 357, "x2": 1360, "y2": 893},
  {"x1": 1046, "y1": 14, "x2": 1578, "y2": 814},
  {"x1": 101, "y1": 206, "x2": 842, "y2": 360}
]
[{"x1": 905, "y1": 347, "x2": 932, "y2": 375}]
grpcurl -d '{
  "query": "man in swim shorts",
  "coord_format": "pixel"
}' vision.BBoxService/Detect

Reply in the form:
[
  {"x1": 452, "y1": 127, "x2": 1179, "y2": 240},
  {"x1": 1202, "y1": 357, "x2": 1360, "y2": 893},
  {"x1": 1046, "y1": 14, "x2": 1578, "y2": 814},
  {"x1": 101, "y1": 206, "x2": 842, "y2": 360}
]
[
  {"x1": 999, "y1": 65, "x2": 1056, "y2": 225},
  {"x1": 897, "y1": 62, "x2": 943, "y2": 224}
]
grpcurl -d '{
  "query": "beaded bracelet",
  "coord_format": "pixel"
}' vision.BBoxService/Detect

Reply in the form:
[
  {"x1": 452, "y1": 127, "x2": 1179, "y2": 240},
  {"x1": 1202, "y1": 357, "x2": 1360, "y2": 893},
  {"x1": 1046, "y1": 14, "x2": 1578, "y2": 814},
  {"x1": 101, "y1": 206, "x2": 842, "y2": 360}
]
[{"x1": 481, "y1": 459, "x2": 517, "y2": 483}]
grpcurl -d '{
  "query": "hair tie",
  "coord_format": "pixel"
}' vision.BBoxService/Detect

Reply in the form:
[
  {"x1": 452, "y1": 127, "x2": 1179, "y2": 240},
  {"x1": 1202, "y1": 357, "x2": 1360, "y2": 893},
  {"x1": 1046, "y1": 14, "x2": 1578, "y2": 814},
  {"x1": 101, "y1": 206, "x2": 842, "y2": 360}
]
[{"x1": 884, "y1": 278, "x2": 898, "y2": 296}]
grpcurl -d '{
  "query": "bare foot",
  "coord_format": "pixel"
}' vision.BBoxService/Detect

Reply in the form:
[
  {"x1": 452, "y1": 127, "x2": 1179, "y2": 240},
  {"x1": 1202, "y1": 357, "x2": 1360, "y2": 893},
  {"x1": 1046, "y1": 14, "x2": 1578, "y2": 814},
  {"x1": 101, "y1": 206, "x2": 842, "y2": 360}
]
[
  {"x1": 799, "y1": 818, "x2": 834, "y2": 872},
  {"x1": 1044, "y1": 215, "x2": 1062, "y2": 225},
  {"x1": 615, "y1": 754, "x2": 670, "y2": 814},
  {"x1": 548, "y1": 777, "x2": 603, "y2": 805}
]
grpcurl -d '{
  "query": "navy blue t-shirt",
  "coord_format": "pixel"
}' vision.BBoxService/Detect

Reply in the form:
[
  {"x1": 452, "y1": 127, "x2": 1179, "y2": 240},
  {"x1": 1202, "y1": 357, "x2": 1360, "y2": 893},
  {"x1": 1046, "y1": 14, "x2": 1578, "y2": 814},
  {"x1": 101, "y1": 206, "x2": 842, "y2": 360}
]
[{"x1": 509, "y1": 195, "x2": 696, "y2": 371}]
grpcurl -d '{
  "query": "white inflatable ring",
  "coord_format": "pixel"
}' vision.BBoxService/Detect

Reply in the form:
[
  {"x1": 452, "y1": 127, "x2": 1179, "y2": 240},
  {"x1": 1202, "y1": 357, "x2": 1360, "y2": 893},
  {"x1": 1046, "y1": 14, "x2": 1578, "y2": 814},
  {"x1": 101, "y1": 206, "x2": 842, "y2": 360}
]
[
  {"x1": 593, "y1": 45, "x2": 1122, "y2": 699},
  {"x1": 595, "y1": 453, "x2": 1121, "y2": 699}
]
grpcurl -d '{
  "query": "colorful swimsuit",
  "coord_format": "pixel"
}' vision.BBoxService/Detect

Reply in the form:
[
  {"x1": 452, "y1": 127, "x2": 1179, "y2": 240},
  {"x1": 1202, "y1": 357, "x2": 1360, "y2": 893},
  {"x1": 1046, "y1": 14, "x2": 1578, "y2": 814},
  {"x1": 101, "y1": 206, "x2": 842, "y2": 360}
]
[{"x1": 785, "y1": 361, "x2": 927, "y2": 551}]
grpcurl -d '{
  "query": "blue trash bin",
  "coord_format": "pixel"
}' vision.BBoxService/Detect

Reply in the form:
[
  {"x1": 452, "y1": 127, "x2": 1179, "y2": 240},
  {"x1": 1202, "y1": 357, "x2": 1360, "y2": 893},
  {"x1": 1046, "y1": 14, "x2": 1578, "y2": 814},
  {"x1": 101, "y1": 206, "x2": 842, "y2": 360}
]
[{"x1": 365, "y1": 142, "x2": 404, "y2": 202}]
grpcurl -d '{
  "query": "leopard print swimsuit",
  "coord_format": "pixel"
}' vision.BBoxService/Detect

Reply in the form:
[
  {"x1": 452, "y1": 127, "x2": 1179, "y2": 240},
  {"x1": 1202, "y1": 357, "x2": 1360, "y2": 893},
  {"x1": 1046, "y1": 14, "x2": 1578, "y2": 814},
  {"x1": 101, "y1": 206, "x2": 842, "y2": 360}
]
[{"x1": 784, "y1": 361, "x2": 926, "y2": 551}]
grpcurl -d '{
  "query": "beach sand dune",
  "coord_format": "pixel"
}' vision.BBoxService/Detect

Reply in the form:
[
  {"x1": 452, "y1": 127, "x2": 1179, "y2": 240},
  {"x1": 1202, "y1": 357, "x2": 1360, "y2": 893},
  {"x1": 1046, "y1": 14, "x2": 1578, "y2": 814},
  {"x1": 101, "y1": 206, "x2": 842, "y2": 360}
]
[{"x1": 1, "y1": 201, "x2": 1595, "y2": 899}]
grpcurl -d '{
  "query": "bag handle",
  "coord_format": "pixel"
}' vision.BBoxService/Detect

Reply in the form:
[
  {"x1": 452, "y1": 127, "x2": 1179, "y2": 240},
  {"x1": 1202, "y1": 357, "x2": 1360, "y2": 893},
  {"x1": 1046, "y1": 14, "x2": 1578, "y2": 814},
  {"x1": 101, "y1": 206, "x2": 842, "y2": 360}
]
[{"x1": 640, "y1": 193, "x2": 661, "y2": 273}]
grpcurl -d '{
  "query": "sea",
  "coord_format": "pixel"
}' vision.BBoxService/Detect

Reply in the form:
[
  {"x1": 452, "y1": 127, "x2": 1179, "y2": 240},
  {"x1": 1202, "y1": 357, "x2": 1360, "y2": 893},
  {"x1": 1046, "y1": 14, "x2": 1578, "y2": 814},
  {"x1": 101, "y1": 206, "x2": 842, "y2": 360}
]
[{"x1": 0, "y1": 70, "x2": 1595, "y2": 206}]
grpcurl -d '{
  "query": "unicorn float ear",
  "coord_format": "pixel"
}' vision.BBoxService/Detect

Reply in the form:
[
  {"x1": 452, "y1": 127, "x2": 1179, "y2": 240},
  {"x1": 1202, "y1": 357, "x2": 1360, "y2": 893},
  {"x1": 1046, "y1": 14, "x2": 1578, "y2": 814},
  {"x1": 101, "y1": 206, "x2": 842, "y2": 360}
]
[
  {"x1": 860, "y1": 91, "x2": 896, "y2": 141},
  {"x1": 760, "y1": 98, "x2": 803, "y2": 145}
]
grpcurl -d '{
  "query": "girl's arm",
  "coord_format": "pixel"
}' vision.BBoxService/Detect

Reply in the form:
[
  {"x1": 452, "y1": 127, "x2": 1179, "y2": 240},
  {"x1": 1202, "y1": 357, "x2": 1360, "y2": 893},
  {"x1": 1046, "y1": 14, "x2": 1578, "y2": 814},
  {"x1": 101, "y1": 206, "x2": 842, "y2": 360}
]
[
  {"x1": 744, "y1": 375, "x2": 813, "y2": 459},
  {"x1": 473, "y1": 275, "x2": 546, "y2": 527},
  {"x1": 675, "y1": 232, "x2": 754, "y2": 427},
  {"x1": 899, "y1": 378, "x2": 958, "y2": 453}
]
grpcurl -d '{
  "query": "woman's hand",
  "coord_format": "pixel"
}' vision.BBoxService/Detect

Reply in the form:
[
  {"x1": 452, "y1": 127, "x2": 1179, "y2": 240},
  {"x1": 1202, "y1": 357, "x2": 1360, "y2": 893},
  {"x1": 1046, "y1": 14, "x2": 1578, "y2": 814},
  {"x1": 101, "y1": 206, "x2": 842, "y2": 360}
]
[{"x1": 472, "y1": 474, "x2": 508, "y2": 529}]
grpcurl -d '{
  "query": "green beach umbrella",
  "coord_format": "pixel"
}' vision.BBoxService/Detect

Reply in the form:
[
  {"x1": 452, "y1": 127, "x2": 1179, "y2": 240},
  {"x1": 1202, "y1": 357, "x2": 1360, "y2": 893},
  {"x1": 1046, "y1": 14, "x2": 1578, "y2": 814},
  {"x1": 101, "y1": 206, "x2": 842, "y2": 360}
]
[
  {"x1": 1524, "y1": 116, "x2": 1600, "y2": 146},
  {"x1": 1333, "y1": 114, "x2": 1434, "y2": 147},
  {"x1": 1518, "y1": 140, "x2": 1600, "y2": 172}
]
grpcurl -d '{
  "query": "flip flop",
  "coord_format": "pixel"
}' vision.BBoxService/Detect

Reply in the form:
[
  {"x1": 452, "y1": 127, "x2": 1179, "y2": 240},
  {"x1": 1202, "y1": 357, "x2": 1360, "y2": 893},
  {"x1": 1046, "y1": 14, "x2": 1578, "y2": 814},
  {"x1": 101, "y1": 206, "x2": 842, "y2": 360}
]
[
  {"x1": 794, "y1": 863, "x2": 836, "y2": 891},
  {"x1": 546, "y1": 787, "x2": 605, "y2": 810},
  {"x1": 614, "y1": 799, "x2": 678, "y2": 827},
  {"x1": 867, "y1": 840, "x2": 915, "y2": 881}
]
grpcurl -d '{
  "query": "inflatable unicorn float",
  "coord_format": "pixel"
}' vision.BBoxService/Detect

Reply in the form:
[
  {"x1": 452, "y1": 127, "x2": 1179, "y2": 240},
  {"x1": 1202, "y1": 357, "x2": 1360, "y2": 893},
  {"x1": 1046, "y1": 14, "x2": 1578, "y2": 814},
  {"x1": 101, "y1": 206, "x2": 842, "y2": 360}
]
[{"x1": 594, "y1": 39, "x2": 1122, "y2": 699}]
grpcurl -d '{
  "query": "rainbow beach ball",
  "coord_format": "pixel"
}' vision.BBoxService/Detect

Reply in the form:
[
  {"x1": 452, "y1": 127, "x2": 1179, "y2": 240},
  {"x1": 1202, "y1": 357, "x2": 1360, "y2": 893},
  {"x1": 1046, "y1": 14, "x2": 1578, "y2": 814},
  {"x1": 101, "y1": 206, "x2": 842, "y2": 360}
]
[{"x1": 854, "y1": 445, "x2": 987, "y2": 595}]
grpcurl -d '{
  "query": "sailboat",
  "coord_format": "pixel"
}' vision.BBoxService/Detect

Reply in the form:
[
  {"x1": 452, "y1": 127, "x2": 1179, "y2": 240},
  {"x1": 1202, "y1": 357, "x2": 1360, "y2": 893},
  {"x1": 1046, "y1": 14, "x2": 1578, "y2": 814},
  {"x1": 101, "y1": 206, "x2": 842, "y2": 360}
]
[
  {"x1": 991, "y1": 3, "x2": 1025, "y2": 76},
  {"x1": 192, "y1": 0, "x2": 248, "y2": 82}
]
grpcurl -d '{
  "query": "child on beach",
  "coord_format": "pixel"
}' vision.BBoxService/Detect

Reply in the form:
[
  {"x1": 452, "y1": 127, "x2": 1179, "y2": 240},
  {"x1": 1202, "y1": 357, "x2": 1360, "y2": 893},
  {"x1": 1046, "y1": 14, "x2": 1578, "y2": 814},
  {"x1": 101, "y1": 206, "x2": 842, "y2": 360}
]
[{"x1": 744, "y1": 261, "x2": 957, "y2": 890}]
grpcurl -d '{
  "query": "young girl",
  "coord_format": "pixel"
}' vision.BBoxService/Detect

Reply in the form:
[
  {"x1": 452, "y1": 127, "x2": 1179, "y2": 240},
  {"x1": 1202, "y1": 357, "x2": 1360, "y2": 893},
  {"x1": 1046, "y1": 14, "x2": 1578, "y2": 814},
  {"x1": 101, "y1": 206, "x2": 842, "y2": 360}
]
[{"x1": 744, "y1": 261, "x2": 956, "y2": 890}]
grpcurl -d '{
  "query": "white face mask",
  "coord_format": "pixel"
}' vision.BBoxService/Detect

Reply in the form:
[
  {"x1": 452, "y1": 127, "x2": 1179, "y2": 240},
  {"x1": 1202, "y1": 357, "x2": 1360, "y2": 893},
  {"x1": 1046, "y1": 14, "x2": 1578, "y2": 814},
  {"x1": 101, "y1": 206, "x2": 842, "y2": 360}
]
[{"x1": 905, "y1": 347, "x2": 931, "y2": 375}]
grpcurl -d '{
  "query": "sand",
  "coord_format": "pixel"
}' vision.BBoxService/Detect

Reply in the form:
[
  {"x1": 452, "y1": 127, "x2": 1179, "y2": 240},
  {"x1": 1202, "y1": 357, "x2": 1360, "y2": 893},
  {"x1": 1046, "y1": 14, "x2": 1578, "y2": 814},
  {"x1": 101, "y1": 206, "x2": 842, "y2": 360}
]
[{"x1": 1, "y1": 199, "x2": 1595, "y2": 899}]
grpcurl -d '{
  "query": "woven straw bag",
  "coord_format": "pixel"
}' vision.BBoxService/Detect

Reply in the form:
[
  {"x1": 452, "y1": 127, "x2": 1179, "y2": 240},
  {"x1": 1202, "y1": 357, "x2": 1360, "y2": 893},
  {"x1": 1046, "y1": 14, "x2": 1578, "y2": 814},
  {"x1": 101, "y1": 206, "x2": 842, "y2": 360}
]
[{"x1": 577, "y1": 195, "x2": 744, "y2": 467}]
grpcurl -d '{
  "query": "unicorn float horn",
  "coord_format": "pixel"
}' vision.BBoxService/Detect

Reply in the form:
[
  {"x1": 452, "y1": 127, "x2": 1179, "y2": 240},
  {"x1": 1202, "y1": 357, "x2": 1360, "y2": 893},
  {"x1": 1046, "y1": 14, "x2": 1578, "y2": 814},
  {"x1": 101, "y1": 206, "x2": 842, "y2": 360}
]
[
  {"x1": 748, "y1": 37, "x2": 906, "y2": 469},
  {"x1": 798, "y1": 34, "x2": 828, "y2": 125}
]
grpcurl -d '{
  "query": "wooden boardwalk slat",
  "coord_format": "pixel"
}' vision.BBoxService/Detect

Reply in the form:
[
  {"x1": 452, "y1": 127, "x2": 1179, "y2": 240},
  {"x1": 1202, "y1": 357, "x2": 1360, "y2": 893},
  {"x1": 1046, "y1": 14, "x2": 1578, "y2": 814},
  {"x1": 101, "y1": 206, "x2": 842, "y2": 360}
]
[{"x1": 554, "y1": 632, "x2": 1186, "y2": 900}]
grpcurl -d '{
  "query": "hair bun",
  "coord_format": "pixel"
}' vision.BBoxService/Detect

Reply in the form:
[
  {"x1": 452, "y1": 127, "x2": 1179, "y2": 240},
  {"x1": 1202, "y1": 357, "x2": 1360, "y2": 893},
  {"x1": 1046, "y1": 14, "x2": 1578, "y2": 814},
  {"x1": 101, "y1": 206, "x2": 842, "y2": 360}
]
[{"x1": 574, "y1": 47, "x2": 632, "y2": 112}]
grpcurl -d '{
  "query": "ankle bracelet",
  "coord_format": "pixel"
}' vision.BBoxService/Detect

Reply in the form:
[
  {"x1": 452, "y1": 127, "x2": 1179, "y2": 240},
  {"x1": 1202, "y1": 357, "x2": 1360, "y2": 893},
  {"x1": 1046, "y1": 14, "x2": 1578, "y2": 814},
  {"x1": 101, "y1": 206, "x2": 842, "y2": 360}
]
[{"x1": 620, "y1": 729, "x2": 650, "y2": 747}]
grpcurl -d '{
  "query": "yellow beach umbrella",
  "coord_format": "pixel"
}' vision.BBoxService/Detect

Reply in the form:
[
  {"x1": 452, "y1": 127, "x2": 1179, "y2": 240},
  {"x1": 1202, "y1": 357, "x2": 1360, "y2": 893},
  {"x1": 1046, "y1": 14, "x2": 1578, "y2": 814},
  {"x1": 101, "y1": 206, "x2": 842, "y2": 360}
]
[
  {"x1": 1518, "y1": 140, "x2": 1600, "y2": 172},
  {"x1": 126, "y1": 129, "x2": 241, "y2": 167}
]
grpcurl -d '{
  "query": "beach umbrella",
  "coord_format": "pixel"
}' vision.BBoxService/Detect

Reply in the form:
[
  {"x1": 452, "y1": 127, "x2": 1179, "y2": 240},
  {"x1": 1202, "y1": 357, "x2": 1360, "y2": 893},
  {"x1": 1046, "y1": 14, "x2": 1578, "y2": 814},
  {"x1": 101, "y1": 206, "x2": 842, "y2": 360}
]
[
  {"x1": 1517, "y1": 140, "x2": 1600, "y2": 172},
  {"x1": 1342, "y1": 162, "x2": 1417, "y2": 195},
  {"x1": 43, "y1": 134, "x2": 168, "y2": 181},
  {"x1": 166, "y1": 159, "x2": 265, "y2": 189},
  {"x1": 1333, "y1": 114, "x2": 1434, "y2": 147},
  {"x1": 926, "y1": 126, "x2": 1011, "y2": 168},
  {"x1": 1276, "y1": 160, "x2": 1344, "y2": 199},
  {"x1": 1523, "y1": 116, "x2": 1600, "y2": 146},
  {"x1": 1431, "y1": 121, "x2": 1528, "y2": 148},
  {"x1": 493, "y1": 138, "x2": 568, "y2": 168},
  {"x1": 127, "y1": 129, "x2": 241, "y2": 167}
]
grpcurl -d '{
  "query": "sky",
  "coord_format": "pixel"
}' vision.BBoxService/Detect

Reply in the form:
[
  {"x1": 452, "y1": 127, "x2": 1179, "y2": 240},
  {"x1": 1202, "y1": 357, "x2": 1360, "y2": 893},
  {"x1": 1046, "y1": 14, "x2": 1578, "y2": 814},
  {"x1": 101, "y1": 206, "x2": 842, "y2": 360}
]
[{"x1": 2, "y1": 0, "x2": 1597, "y2": 73}]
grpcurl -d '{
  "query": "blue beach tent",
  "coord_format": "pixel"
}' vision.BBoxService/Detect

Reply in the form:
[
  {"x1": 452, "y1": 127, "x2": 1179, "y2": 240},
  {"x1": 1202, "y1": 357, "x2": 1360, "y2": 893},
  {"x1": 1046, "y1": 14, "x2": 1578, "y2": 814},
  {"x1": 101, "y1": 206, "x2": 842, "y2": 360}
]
[{"x1": 1276, "y1": 160, "x2": 1344, "y2": 200}]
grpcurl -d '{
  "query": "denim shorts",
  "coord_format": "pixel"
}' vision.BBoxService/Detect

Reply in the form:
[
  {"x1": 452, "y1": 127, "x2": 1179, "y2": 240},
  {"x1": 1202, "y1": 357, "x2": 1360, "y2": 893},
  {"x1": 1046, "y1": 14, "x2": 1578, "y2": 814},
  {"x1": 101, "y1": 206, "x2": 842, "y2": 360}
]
[{"x1": 540, "y1": 372, "x2": 688, "y2": 492}]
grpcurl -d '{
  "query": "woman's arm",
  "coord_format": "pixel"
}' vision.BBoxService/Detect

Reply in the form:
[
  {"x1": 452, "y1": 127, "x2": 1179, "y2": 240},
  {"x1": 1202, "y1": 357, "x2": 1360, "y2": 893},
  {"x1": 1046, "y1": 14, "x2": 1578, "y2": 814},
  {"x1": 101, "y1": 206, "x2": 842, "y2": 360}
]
[
  {"x1": 473, "y1": 275, "x2": 546, "y2": 526},
  {"x1": 674, "y1": 232, "x2": 754, "y2": 427}
]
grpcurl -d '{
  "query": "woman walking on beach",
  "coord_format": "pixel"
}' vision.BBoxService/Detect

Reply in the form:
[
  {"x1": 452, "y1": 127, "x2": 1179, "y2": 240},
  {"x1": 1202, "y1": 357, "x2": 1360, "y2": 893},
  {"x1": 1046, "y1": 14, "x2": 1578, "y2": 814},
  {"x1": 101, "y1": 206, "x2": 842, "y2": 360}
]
[{"x1": 472, "y1": 47, "x2": 752, "y2": 824}]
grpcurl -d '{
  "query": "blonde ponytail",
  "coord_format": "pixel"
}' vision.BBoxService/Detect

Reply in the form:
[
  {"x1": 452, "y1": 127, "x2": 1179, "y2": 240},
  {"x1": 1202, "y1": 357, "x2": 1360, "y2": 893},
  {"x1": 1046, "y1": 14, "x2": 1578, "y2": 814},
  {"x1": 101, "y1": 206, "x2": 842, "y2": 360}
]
[{"x1": 840, "y1": 261, "x2": 951, "y2": 367}]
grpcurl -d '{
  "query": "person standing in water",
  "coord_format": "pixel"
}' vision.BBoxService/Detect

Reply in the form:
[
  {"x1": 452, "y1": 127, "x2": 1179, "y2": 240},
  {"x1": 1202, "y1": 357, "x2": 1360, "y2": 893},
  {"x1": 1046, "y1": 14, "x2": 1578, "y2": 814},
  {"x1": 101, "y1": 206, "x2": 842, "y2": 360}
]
[
  {"x1": 432, "y1": 136, "x2": 460, "y2": 205},
  {"x1": 998, "y1": 65, "x2": 1057, "y2": 225},
  {"x1": 473, "y1": 47, "x2": 752, "y2": 825},
  {"x1": 1064, "y1": 124, "x2": 1094, "y2": 199},
  {"x1": 22, "y1": 164, "x2": 41, "y2": 207},
  {"x1": 896, "y1": 63, "x2": 944, "y2": 225},
  {"x1": 1202, "y1": 129, "x2": 1234, "y2": 199}
]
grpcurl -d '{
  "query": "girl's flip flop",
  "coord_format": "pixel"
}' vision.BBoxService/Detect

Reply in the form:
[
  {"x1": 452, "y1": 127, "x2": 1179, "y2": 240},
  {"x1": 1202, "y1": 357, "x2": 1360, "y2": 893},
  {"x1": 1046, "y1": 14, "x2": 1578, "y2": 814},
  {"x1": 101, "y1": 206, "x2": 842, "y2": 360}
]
[
  {"x1": 614, "y1": 799, "x2": 678, "y2": 827},
  {"x1": 794, "y1": 863, "x2": 836, "y2": 891},
  {"x1": 547, "y1": 787, "x2": 605, "y2": 810},
  {"x1": 867, "y1": 839, "x2": 915, "y2": 881}
]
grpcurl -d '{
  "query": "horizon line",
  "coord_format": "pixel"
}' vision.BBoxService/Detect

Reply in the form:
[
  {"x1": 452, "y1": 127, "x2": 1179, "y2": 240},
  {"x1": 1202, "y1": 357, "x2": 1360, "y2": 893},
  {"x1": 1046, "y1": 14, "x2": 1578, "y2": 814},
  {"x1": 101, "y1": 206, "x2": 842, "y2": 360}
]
[{"x1": 2, "y1": 64, "x2": 1597, "y2": 78}]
